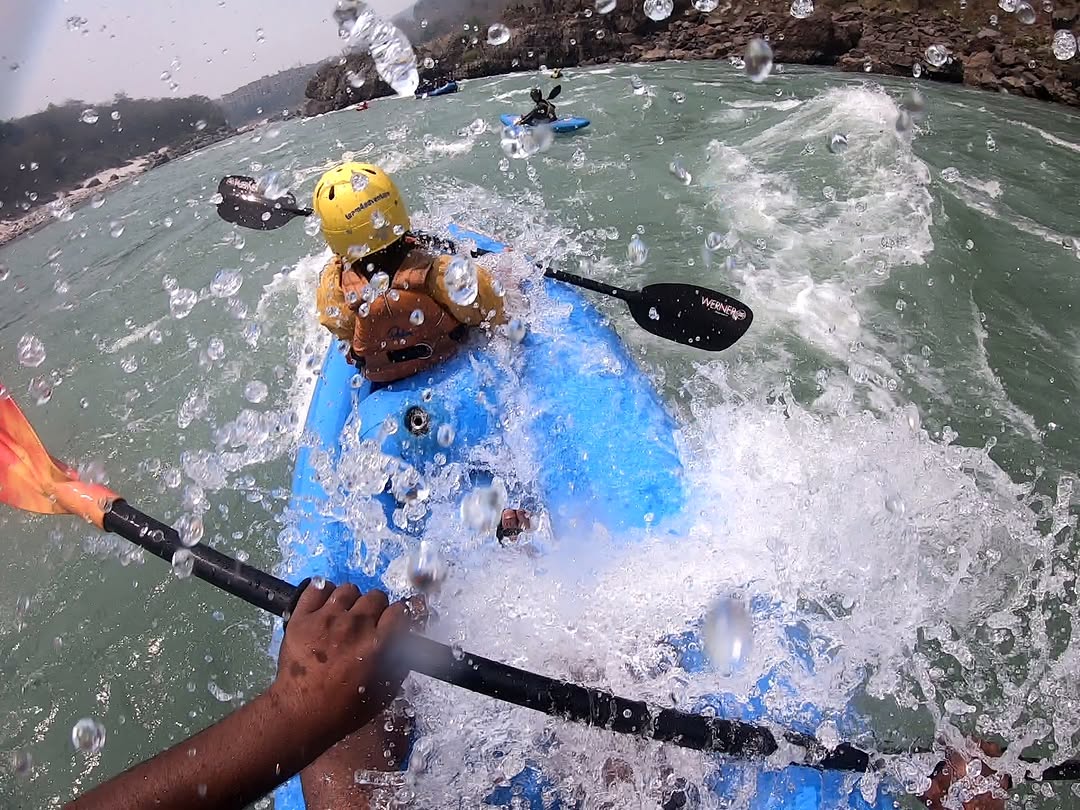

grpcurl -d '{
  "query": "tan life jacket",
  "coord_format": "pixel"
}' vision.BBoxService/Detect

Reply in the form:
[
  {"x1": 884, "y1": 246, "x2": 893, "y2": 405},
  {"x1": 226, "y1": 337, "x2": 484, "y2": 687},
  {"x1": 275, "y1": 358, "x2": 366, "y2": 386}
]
[{"x1": 341, "y1": 249, "x2": 466, "y2": 383}]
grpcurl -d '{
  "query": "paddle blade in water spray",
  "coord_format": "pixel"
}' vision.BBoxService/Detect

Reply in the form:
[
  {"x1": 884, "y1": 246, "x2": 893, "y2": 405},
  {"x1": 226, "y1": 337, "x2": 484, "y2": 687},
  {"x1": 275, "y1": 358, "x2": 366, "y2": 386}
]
[{"x1": 0, "y1": 384, "x2": 116, "y2": 527}]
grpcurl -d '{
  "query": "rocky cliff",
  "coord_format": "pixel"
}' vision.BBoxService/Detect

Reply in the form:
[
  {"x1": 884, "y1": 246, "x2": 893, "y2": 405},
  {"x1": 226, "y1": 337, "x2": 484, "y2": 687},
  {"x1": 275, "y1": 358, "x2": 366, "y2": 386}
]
[{"x1": 304, "y1": 0, "x2": 1080, "y2": 114}]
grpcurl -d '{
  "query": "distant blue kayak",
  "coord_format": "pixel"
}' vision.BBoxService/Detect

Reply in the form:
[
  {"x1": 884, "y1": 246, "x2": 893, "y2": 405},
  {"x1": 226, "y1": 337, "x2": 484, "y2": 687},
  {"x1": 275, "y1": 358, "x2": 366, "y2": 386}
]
[
  {"x1": 500, "y1": 113, "x2": 590, "y2": 133},
  {"x1": 416, "y1": 80, "x2": 458, "y2": 98}
]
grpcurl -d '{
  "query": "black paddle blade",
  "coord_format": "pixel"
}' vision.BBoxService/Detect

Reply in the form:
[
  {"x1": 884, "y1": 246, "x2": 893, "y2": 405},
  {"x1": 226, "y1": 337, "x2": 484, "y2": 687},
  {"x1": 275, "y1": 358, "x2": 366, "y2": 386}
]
[
  {"x1": 215, "y1": 175, "x2": 308, "y2": 231},
  {"x1": 549, "y1": 84, "x2": 562, "y2": 100},
  {"x1": 628, "y1": 283, "x2": 753, "y2": 352}
]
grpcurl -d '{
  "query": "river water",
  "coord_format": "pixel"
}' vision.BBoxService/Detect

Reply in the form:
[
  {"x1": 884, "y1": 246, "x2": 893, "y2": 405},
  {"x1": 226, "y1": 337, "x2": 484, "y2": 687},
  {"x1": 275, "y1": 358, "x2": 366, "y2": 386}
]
[{"x1": 1, "y1": 62, "x2": 1079, "y2": 808}]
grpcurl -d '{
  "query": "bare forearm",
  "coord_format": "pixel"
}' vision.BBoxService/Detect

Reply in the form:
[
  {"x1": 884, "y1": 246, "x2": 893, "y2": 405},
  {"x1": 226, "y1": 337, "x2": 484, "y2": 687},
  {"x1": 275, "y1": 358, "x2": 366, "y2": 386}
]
[{"x1": 66, "y1": 686, "x2": 334, "y2": 810}]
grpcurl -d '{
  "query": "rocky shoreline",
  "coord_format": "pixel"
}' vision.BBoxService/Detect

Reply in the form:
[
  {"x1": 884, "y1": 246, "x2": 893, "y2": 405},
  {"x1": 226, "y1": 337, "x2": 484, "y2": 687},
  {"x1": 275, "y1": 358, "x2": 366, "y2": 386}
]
[
  {"x1": 305, "y1": 0, "x2": 1080, "y2": 113},
  {"x1": 0, "y1": 125, "x2": 235, "y2": 248},
  {"x1": 0, "y1": 152, "x2": 170, "y2": 248}
]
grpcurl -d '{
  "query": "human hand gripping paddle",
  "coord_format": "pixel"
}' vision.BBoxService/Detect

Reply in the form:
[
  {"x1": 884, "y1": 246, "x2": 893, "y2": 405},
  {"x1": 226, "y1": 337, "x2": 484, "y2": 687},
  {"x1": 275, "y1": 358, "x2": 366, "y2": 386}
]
[
  {"x1": 214, "y1": 175, "x2": 753, "y2": 352},
  {"x1": 2, "y1": 388, "x2": 1078, "y2": 787}
]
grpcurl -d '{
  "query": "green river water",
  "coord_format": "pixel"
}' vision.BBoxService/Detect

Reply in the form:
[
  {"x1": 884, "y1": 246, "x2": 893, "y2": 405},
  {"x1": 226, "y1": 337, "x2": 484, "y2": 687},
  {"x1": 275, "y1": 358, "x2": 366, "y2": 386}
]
[{"x1": 1, "y1": 62, "x2": 1080, "y2": 808}]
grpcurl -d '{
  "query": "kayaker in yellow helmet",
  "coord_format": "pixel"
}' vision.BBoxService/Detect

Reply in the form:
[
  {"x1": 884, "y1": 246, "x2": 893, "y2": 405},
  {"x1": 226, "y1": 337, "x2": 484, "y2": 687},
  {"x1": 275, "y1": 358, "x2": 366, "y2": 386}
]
[{"x1": 313, "y1": 162, "x2": 506, "y2": 382}]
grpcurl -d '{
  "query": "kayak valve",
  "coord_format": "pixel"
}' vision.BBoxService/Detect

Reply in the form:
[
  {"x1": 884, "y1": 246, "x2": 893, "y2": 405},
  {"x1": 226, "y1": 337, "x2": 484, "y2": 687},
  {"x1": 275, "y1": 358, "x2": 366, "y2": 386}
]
[{"x1": 405, "y1": 406, "x2": 431, "y2": 436}]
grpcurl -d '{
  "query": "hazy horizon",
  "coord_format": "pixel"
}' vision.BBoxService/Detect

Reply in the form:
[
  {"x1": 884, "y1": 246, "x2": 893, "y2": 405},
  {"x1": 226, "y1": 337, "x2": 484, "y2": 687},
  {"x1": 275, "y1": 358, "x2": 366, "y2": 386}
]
[{"x1": 0, "y1": 0, "x2": 414, "y2": 120}]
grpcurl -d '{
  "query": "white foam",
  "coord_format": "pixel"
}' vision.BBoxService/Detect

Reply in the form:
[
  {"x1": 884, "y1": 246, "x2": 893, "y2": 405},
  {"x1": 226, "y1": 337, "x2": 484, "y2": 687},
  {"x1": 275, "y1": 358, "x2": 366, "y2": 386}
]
[
  {"x1": 700, "y1": 86, "x2": 934, "y2": 408},
  {"x1": 967, "y1": 298, "x2": 1040, "y2": 440},
  {"x1": 105, "y1": 317, "x2": 165, "y2": 354},
  {"x1": 725, "y1": 98, "x2": 803, "y2": 111},
  {"x1": 403, "y1": 376, "x2": 1068, "y2": 806},
  {"x1": 1008, "y1": 119, "x2": 1080, "y2": 154}
]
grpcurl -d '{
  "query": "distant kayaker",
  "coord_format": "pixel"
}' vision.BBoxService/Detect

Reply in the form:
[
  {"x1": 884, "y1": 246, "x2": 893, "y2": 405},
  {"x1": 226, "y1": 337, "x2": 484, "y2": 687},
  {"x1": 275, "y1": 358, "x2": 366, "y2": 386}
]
[
  {"x1": 519, "y1": 87, "x2": 557, "y2": 126},
  {"x1": 313, "y1": 162, "x2": 506, "y2": 383}
]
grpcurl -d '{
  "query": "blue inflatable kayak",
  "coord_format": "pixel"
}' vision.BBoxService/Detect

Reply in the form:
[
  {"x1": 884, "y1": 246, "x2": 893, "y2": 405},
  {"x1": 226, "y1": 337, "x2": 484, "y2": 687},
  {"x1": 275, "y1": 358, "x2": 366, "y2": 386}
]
[
  {"x1": 272, "y1": 227, "x2": 895, "y2": 809},
  {"x1": 500, "y1": 113, "x2": 590, "y2": 133},
  {"x1": 416, "y1": 80, "x2": 458, "y2": 98}
]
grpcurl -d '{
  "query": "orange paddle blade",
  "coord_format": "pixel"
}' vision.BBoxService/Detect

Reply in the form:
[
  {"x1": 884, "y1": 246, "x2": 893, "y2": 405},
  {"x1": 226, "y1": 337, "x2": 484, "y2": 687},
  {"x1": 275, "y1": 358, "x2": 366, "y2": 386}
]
[{"x1": 0, "y1": 384, "x2": 118, "y2": 528}]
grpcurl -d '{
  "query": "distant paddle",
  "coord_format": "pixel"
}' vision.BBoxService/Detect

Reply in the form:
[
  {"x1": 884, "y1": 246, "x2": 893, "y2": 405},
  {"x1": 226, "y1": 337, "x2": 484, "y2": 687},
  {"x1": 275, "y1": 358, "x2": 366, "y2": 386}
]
[
  {"x1": 215, "y1": 175, "x2": 311, "y2": 231},
  {"x1": 2, "y1": 388, "x2": 1078, "y2": 782},
  {"x1": 214, "y1": 174, "x2": 753, "y2": 351}
]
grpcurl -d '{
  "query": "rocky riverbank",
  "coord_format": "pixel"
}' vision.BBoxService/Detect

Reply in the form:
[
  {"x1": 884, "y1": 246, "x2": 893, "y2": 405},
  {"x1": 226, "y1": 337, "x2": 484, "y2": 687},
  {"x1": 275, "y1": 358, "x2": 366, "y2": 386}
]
[{"x1": 305, "y1": 0, "x2": 1080, "y2": 114}]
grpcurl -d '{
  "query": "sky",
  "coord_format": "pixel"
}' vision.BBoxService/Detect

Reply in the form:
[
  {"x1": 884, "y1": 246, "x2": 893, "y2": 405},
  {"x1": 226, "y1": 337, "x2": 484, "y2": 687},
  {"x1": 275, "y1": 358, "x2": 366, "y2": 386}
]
[{"x1": 0, "y1": 0, "x2": 414, "y2": 119}]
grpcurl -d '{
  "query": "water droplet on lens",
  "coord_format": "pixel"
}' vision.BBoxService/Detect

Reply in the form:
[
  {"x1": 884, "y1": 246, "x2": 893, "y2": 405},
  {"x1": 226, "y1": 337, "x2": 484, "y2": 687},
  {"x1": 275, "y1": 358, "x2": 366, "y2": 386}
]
[
  {"x1": 245, "y1": 381, "x2": 269, "y2": 403},
  {"x1": 9, "y1": 750, "x2": 32, "y2": 777},
  {"x1": 170, "y1": 288, "x2": 198, "y2": 319},
  {"x1": 487, "y1": 23, "x2": 511, "y2": 46},
  {"x1": 744, "y1": 38, "x2": 773, "y2": 82},
  {"x1": 1053, "y1": 30, "x2": 1077, "y2": 61},
  {"x1": 693, "y1": 0, "x2": 719, "y2": 9},
  {"x1": 672, "y1": 90, "x2": 686, "y2": 103},
  {"x1": 437, "y1": 423, "x2": 455, "y2": 447},
  {"x1": 17, "y1": 334, "x2": 46, "y2": 367},
  {"x1": 885, "y1": 494, "x2": 906, "y2": 515},
  {"x1": 648, "y1": 307, "x2": 660, "y2": 320},
  {"x1": 596, "y1": 0, "x2": 616, "y2": 12},
  {"x1": 924, "y1": 44, "x2": 948, "y2": 68},
  {"x1": 171, "y1": 548, "x2": 195, "y2": 578},
  {"x1": 28, "y1": 377, "x2": 52, "y2": 405},
  {"x1": 444, "y1": 257, "x2": 478, "y2": 306},
  {"x1": 828, "y1": 133, "x2": 849, "y2": 154},
  {"x1": 702, "y1": 597, "x2": 754, "y2": 675},
  {"x1": 790, "y1": 0, "x2": 814, "y2": 18},
  {"x1": 507, "y1": 318, "x2": 527, "y2": 344},
  {"x1": 176, "y1": 513, "x2": 204, "y2": 547},
  {"x1": 644, "y1": 0, "x2": 674, "y2": 20},
  {"x1": 816, "y1": 720, "x2": 841, "y2": 750},
  {"x1": 407, "y1": 539, "x2": 447, "y2": 590},
  {"x1": 668, "y1": 157, "x2": 692, "y2": 185},
  {"x1": 79, "y1": 109, "x2": 99, "y2": 124},
  {"x1": 460, "y1": 485, "x2": 507, "y2": 532},
  {"x1": 451, "y1": 642, "x2": 464, "y2": 660},
  {"x1": 210, "y1": 269, "x2": 243, "y2": 298},
  {"x1": 409, "y1": 309, "x2": 425, "y2": 326},
  {"x1": 71, "y1": 718, "x2": 106, "y2": 753},
  {"x1": 109, "y1": 221, "x2": 125, "y2": 238},
  {"x1": 206, "y1": 337, "x2": 225, "y2": 362},
  {"x1": 912, "y1": 62, "x2": 923, "y2": 78},
  {"x1": 999, "y1": 0, "x2": 1017, "y2": 10},
  {"x1": 1015, "y1": 1, "x2": 1036, "y2": 22},
  {"x1": 628, "y1": 235, "x2": 649, "y2": 266}
]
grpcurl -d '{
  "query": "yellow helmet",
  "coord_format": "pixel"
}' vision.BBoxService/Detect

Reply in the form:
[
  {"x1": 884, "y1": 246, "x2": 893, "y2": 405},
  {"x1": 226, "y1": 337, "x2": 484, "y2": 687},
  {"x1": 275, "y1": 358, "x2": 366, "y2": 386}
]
[{"x1": 312, "y1": 163, "x2": 411, "y2": 259}]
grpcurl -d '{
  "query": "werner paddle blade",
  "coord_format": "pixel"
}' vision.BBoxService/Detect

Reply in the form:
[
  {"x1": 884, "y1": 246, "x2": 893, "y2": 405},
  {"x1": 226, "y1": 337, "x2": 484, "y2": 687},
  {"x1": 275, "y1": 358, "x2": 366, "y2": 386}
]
[
  {"x1": 0, "y1": 385, "x2": 117, "y2": 527},
  {"x1": 215, "y1": 175, "x2": 310, "y2": 231},
  {"x1": 627, "y1": 283, "x2": 753, "y2": 352}
]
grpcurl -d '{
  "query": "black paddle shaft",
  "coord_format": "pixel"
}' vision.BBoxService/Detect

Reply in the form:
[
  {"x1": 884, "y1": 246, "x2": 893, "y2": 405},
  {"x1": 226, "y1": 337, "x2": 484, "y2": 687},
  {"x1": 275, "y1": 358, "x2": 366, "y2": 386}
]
[
  {"x1": 95, "y1": 501, "x2": 851, "y2": 765},
  {"x1": 99, "y1": 501, "x2": 1080, "y2": 780}
]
